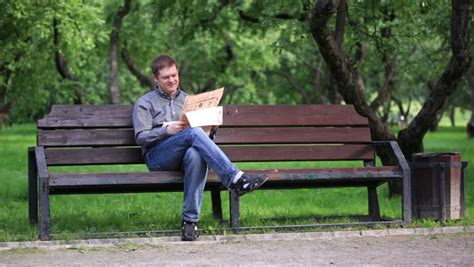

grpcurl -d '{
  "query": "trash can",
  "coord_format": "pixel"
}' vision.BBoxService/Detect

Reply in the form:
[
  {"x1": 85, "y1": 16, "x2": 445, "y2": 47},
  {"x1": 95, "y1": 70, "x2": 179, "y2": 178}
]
[{"x1": 411, "y1": 152, "x2": 467, "y2": 221}]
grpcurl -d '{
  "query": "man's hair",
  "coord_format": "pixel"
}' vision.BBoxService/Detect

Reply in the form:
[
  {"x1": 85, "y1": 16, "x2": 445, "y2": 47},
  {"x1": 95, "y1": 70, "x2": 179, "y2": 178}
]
[{"x1": 151, "y1": 55, "x2": 178, "y2": 76}]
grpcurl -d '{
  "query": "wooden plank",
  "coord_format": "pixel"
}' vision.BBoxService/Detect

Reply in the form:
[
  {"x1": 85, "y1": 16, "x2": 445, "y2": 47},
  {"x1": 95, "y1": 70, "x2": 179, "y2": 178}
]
[
  {"x1": 220, "y1": 144, "x2": 375, "y2": 162},
  {"x1": 38, "y1": 105, "x2": 133, "y2": 128},
  {"x1": 38, "y1": 127, "x2": 371, "y2": 147},
  {"x1": 44, "y1": 147, "x2": 144, "y2": 165},
  {"x1": 37, "y1": 104, "x2": 368, "y2": 128},
  {"x1": 214, "y1": 127, "x2": 372, "y2": 144},
  {"x1": 223, "y1": 105, "x2": 368, "y2": 127},
  {"x1": 48, "y1": 166, "x2": 401, "y2": 187},
  {"x1": 43, "y1": 144, "x2": 374, "y2": 166},
  {"x1": 45, "y1": 105, "x2": 132, "y2": 118},
  {"x1": 38, "y1": 129, "x2": 136, "y2": 146}
]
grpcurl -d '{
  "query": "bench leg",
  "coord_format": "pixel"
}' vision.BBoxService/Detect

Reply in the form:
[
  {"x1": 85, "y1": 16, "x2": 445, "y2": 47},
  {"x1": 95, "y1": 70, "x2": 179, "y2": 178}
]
[
  {"x1": 28, "y1": 148, "x2": 38, "y2": 225},
  {"x1": 211, "y1": 189, "x2": 223, "y2": 221},
  {"x1": 229, "y1": 190, "x2": 240, "y2": 232},
  {"x1": 368, "y1": 185, "x2": 381, "y2": 221},
  {"x1": 39, "y1": 177, "x2": 51, "y2": 241}
]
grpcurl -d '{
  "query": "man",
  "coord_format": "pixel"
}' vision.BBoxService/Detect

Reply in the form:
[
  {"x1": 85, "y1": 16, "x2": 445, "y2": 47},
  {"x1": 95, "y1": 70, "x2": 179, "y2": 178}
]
[{"x1": 132, "y1": 55, "x2": 268, "y2": 241}]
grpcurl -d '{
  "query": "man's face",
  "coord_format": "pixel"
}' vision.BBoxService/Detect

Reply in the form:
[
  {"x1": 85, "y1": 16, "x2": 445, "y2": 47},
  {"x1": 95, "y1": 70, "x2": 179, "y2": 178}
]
[{"x1": 153, "y1": 65, "x2": 180, "y2": 96}]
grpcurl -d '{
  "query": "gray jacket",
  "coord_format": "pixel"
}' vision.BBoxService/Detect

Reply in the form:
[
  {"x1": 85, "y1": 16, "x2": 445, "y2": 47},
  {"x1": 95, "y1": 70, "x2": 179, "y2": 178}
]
[{"x1": 132, "y1": 87, "x2": 187, "y2": 155}]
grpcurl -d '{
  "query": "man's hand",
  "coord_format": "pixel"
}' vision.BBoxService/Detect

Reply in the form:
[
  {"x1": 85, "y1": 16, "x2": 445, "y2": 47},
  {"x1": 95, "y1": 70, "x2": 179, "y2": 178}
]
[{"x1": 165, "y1": 121, "x2": 186, "y2": 135}]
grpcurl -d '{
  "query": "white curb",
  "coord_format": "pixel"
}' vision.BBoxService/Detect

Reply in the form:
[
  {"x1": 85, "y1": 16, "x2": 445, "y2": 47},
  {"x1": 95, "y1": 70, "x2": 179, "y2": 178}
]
[{"x1": 1, "y1": 226, "x2": 473, "y2": 251}]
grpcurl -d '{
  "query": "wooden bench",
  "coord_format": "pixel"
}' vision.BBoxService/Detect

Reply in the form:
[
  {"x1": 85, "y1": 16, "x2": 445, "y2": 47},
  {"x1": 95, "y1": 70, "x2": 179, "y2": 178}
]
[{"x1": 28, "y1": 104, "x2": 412, "y2": 240}]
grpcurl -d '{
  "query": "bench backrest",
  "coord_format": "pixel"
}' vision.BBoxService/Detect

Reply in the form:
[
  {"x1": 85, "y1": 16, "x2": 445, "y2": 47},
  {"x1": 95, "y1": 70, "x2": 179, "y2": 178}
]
[{"x1": 37, "y1": 105, "x2": 374, "y2": 166}]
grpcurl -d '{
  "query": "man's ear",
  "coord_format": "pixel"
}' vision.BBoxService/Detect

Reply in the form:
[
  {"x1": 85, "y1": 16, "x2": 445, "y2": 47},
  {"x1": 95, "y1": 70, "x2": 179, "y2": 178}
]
[{"x1": 152, "y1": 74, "x2": 159, "y2": 84}]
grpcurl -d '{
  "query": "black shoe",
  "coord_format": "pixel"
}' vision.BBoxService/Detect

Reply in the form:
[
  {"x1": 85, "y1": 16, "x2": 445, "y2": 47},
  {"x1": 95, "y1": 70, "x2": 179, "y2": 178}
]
[
  {"x1": 231, "y1": 173, "x2": 268, "y2": 197},
  {"x1": 181, "y1": 221, "x2": 199, "y2": 241}
]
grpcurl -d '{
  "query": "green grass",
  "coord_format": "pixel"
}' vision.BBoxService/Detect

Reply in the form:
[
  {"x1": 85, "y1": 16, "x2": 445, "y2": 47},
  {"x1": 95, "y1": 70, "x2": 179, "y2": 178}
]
[{"x1": 0, "y1": 123, "x2": 472, "y2": 241}]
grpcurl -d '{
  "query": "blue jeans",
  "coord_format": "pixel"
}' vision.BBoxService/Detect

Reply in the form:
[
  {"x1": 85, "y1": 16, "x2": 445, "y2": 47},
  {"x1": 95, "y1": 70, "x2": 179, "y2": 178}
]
[{"x1": 144, "y1": 127, "x2": 240, "y2": 222}]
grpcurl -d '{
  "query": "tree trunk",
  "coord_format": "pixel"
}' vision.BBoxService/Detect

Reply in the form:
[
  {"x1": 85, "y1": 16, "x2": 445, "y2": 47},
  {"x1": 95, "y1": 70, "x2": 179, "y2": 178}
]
[
  {"x1": 429, "y1": 100, "x2": 447, "y2": 132},
  {"x1": 467, "y1": 73, "x2": 474, "y2": 138},
  {"x1": 53, "y1": 18, "x2": 82, "y2": 105},
  {"x1": 449, "y1": 105, "x2": 455, "y2": 127},
  {"x1": 392, "y1": 95, "x2": 411, "y2": 129},
  {"x1": 326, "y1": 0, "x2": 346, "y2": 104},
  {"x1": 0, "y1": 84, "x2": 11, "y2": 126},
  {"x1": 108, "y1": 0, "x2": 131, "y2": 104},
  {"x1": 370, "y1": 49, "x2": 395, "y2": 111},
  {"x1": 397, "y1": 0, "x2": 471, "y2": 160},
  {"x1": 309, "y1": 0, "x2": 397, "y2": 154},
  {"x1": 313, "y1": 61, "x2": 324, "y2": 104},
  {"x1": 0, "y1": 65, "x2": 12, "y2": 118}
]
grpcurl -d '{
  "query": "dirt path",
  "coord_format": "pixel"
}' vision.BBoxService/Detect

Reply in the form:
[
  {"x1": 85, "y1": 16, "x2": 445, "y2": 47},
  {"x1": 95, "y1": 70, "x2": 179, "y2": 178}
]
[{"x1": 1, "y1": 232, "x2": 473, "y2": 266}]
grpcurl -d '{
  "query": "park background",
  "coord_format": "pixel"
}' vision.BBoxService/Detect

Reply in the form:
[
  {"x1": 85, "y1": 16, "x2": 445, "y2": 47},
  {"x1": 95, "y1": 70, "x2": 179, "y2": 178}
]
[{"x1": 0, "y1": 0, "x2": 473, "y2": 241}]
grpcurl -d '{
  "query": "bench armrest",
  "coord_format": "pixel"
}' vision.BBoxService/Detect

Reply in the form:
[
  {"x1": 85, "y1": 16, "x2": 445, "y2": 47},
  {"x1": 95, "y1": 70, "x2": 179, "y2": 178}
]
[
  {"x1": 372, "y1": 141, "x2": 410, "y2": 172},
  {"x1": 35, "y1": 146, "x2": 49, "y2": 179},
  {"x1": 372, "y1": 140, "x2": 411, "y2": 223}
]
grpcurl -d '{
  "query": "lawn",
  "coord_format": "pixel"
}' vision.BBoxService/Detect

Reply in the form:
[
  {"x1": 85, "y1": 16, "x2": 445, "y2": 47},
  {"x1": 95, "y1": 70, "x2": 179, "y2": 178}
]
[{"x1": 0, "y1": 122, "x2": 472, "y2": 241}]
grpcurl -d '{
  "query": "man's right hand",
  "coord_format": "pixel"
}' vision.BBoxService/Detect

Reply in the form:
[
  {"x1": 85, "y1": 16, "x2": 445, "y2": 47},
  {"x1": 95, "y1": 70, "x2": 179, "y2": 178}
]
[{"x1": 165, "y1": 121, "x2": 186, "y2": 135}]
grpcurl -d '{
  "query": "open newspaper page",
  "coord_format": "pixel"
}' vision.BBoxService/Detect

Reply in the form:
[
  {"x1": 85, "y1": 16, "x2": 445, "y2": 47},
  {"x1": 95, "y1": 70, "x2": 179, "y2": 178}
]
[{"x1": 179, "y1": 87, "x2": 224, "y2": 133}]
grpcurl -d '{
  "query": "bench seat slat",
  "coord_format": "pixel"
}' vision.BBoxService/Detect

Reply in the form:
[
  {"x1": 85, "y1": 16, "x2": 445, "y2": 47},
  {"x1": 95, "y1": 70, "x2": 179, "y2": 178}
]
[
  {"x1": 38, "y1": 127, "x2": 372, "y2": 146},
  {"x1": 44, "y1": 144, "x2": 375, "y2": 165},
  {"x1": 48, "y1": 166, "x2": 401, "y2": 188}
]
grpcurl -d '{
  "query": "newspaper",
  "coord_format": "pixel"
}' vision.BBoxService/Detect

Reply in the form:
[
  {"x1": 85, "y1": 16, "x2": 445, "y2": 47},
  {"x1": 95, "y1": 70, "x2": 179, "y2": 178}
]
[
  {"x1": 184, "y1": 106, "x2": 223, "y2": 128},
  {"x1": 179, "y1": 88, "x2": 224, "y2": 132}
]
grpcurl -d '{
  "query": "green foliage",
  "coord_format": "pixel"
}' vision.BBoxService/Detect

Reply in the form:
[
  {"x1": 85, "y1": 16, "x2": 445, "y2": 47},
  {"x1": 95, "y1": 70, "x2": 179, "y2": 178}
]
[
  {"x1": 1, "y1": 0, "x2": 108, "y2": 121},
  {"x1": 0, "y1": 0, "x2": 472, "y2": 123}
]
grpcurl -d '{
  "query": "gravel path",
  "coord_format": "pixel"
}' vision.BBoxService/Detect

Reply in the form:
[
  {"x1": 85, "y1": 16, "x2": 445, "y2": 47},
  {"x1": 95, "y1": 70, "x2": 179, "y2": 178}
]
[{"x1": 1, "y1": 230, "x2": 473, "y2": 266}]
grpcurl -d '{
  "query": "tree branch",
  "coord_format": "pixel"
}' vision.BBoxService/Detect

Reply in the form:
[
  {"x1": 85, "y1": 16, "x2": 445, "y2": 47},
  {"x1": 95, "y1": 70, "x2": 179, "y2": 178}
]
[
  {"x1": 370, "y1": 59, "x2": 395, "y2": 111},
  {"x1": 121, "y1": 44, "x2": 154, "y2": 89},
  {"x1": 238, "y1": 10, "x2": 260, "y2": 23},
  {"x1": 238, "y1": 8, "x2": 309, "y2": 24},
  {"x1": 370, "y1": 6, "x2": 396, "y2": 112},
  {"x1": 269, "y1": 69, "x2": 311, "y2": 103}
]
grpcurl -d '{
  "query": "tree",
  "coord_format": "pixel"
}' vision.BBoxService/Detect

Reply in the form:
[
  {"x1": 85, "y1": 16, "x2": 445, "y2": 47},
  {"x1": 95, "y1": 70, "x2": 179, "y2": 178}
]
[
  {"x1": 0, "y1": 1, "x2": 106, "y2": 122},
  {"x1": 467, "y1": 71, "x2": 474, "y2": 138},
  {"x1": 396, "y1": 0, "x2": 471, "y2": 157},
  {"x1": 1, "y1": 0, "x2": 471, "y2": 138},
  {"x1": 309, "y1": 0, "x2": 470, "y2": 195},
  {"x1": 108, "y1": 0, "x2": 131, "y2": 104},
  {"x1": 309, "y1": 0, "x2": 471, "y2": 160},
  {"x1": 53, "y1": 17, "x2": 82, "y2": 104}
]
